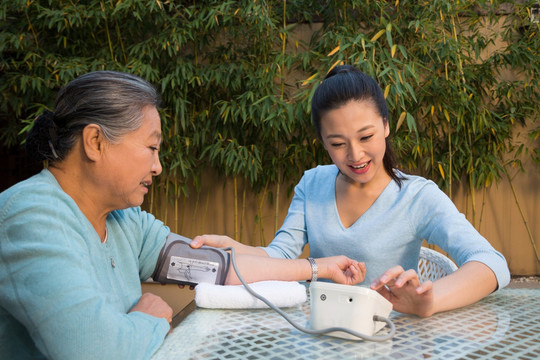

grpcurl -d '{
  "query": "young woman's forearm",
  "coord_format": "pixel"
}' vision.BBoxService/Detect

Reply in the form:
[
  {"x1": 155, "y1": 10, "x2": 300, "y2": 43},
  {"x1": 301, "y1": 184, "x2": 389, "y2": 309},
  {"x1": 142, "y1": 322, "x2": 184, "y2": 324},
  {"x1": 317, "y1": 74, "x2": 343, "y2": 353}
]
[
  {"x1": 224, "y1": 255, "x2": 365, "y2": 285},
  {"x1": 224, "y1": 255, "x2": 311, "y2": 284},
  {"x1": 431, "y1": 261, "x2": 498, "y2": 315}
]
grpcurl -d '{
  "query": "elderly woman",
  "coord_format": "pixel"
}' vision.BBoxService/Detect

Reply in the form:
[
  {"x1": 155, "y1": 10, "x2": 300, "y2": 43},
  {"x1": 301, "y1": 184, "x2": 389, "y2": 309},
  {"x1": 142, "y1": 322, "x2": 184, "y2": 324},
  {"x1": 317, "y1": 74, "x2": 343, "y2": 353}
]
[{"x1": 0, "y1": 71, "x2": 365, "y2": 360}]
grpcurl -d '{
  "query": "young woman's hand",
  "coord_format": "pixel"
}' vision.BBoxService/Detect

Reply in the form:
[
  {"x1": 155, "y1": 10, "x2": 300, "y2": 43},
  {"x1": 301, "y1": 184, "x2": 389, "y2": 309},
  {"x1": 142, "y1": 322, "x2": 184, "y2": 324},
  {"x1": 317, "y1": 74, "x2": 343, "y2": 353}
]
[
  {"x1": 191, "y1": 234, "x2": 268, "y2": 256},
  {"x1": 317, "y1": 256, "x2": 367, "y2": 285},
  {"x1": 190, "y1": 234, "x2": 237, "y2": 249},
  {"x1": 370, "y1": 265, "x2": 435, "y2": 317}
]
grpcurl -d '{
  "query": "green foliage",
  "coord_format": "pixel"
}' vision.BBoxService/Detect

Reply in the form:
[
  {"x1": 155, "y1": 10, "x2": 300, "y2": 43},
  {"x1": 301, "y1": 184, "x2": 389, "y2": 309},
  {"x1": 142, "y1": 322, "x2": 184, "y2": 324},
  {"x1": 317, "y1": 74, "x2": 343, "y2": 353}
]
[{"x1": 1, "y1": 0, "x2": 538, "y2": 199}]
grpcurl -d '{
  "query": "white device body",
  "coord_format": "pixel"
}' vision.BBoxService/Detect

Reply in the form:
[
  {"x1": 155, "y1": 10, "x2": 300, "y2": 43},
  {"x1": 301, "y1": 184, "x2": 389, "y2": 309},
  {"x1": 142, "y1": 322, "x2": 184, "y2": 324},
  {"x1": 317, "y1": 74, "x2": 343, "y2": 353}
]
[{"x1": 308, "y1": 281, "x2": 393, "y2": 340}]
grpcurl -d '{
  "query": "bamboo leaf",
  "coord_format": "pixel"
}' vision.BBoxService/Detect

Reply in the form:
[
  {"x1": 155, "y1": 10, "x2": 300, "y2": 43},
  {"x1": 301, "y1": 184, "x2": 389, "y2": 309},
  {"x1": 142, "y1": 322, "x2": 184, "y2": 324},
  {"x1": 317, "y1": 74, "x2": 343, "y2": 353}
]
[
  {"x1": 395, "y1": 111, "x2": 407, "y2": 132},
  {"x1": 370, "y1": 29, "x2": 385, "y2": 42},
  {"x1": 384, "y1": 84, "x2": 390, "y2": 99},
  {"x1": 327, "y1": 45, "x2": 340, "y2": 56}
]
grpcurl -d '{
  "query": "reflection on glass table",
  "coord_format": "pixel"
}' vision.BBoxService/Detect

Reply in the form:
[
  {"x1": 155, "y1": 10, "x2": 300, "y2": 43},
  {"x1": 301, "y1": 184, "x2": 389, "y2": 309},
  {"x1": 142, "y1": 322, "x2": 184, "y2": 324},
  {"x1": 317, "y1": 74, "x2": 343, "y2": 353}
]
[{"x1": 151, "y1": 288, "x2": 539, "y2": 360}]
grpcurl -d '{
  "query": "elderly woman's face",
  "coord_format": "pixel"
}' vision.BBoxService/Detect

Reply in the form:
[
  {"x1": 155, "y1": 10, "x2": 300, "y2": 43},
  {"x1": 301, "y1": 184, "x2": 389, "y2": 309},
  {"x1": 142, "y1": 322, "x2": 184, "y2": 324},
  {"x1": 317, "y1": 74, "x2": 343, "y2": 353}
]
[{"x1": 100, "y1": 105, "x2": 162, "y2": 210}]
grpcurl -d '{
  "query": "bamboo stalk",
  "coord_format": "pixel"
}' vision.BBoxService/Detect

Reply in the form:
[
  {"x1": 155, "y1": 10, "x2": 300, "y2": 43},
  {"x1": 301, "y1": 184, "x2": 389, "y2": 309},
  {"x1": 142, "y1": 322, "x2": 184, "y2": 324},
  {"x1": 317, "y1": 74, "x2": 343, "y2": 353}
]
[
  {"x1": 201, "y1": 189, "x2": 210, "y2": 235},
  {"x1": 469, "y1": 172, "x2": 476, "y2": 227},
  {"x1": 149, "y1": 182, "x2": 156, "y2": 217},
  {"x1": 240, "y1": 185, "x2": 246, "y2": 244},
  {"x1": 478, "y1": 185, "x2": 486, "y2": 230},
  {"x1": 114, "y1": 20, "x2": 127, "y2": 64},
  {"x1": 274, "y1": 176, "x2": 280, "y2": 234},
  {"x1": 174, "y1": 182, "x2": 178, "y2": 233},
  {"x1": 25, "y1": 12, "x2": 39, "y2": 50},
  {"x1": 504, "y1": 167, "x2": 539, "y2": 263},
  {"x1": 178, "y1": 194, "x2": 185, "y2": 235},
  {"x1": 429, "y1": 120, "x2": 434, "y2": 180},
  {"x1": 102, "y1": 5, "x2": 115, "y2": 61},
  {"x1": 234, "y1": 176, "x2": 238, "y2": 240},
  {"x1": 448, "y1": 130, "x2": 452, "y2": 199},
  {"x1": 258, "y1": 182, "x2": 269, "y2": 246},
  {"x1": 280, "y1": 0, "x2": 286, "y2": 96},
  {"x1": 163, "y1": 178, "x2": 169, "y2": 226},
  {"x1": 190, "y1": 189, "x2": 200, "y2": 237}
]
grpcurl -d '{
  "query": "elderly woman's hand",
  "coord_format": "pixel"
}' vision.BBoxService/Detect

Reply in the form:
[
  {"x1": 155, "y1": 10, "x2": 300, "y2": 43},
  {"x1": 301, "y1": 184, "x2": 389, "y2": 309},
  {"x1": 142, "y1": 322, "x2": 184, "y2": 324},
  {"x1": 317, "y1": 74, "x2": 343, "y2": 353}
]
[{"x1": 129, "y1": 292, "x2": 174, "y2": 324}]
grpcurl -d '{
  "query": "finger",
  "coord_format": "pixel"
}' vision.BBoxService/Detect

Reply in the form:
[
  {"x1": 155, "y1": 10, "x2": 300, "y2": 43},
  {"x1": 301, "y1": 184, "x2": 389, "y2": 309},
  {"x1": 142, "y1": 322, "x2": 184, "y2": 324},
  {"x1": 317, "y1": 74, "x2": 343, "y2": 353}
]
[
  {"x1": 416, "y1": 280, "x2": 433, "y2": 294},
  {"x1": 370, "y1": 265, "x2": 404, "y2": 289},
  {"x1": 358, "y1": 262, "x2": 366, "y2": 275},
  {"x1": 394, "y1": 269, "x2": 420, "y2": 288},
  {"x1": 352, "y1": 266, "x2": 365, "y2": 283},
  {"x1": 345, "y1": 262, "x2": 365, "y2": 284},
  {"x1": 375, "y1": 285, "x2": 392, "y2": 301},
  {"x1": 190, "y1": 235, "x2": 204, "y2": 248}
]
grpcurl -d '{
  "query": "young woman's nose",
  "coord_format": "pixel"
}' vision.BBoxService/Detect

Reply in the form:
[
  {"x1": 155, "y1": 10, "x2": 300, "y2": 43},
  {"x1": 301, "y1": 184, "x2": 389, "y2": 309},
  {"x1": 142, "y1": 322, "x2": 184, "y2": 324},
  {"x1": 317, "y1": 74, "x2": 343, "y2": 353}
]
[{"x1": 347, "y1": 142, "x2": 365, "y2": 162}]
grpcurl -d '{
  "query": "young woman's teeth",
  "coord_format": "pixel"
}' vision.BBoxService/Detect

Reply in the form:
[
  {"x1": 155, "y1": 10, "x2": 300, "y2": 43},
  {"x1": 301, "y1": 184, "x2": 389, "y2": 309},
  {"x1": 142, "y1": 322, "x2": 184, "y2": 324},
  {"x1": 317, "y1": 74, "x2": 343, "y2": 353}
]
[{"x1": 352, "y1": 163, "x2": 368, "y2": 169}]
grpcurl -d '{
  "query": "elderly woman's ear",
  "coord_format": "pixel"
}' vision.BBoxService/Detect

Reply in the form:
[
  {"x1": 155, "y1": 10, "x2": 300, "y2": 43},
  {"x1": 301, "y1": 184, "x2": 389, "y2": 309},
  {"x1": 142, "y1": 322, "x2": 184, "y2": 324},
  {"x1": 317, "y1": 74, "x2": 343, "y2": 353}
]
[{"x1": 81, "y1": 124, "x2": 107, "y2": 161}]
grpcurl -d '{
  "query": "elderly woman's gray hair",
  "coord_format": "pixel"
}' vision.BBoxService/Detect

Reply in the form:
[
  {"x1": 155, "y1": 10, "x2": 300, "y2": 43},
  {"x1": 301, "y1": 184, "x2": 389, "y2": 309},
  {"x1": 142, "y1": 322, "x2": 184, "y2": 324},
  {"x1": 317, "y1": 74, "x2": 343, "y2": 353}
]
[{"x1": 26, "y1": 71, "x2": 160, "y2": 162}]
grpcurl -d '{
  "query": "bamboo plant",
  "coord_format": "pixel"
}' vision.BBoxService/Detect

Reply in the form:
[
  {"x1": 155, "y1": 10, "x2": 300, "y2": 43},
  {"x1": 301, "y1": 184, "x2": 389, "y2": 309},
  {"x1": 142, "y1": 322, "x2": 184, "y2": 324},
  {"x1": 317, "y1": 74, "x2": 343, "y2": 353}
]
[{"x1": 1, "y1": 0, "x2": 538, "y2": 254}]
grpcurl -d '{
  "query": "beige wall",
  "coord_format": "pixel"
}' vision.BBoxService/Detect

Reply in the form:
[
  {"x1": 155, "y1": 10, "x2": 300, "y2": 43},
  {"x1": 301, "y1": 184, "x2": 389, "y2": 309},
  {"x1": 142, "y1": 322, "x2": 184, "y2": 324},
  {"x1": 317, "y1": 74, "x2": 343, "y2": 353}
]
[
  {"x1": 452, "y1": 157, "x2": 540, "y2": 275},
  {"x1": 149, "y1": 154, "x2": 539, "y2": 276},
  {"x1": 147, "y1": 20, "x2": 539, "y2": 276}
]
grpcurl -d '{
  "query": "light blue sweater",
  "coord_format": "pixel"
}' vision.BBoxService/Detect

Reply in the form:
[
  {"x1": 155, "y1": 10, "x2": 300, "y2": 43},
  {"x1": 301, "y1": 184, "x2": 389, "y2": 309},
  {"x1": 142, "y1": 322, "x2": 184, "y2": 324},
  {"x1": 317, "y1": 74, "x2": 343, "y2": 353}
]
[
  {"x1": 264, "y1": 165, "x2": 510, "y2": 287},
  {"x1": 0, "y1": 170, "x2": 170, "y2": 360}
]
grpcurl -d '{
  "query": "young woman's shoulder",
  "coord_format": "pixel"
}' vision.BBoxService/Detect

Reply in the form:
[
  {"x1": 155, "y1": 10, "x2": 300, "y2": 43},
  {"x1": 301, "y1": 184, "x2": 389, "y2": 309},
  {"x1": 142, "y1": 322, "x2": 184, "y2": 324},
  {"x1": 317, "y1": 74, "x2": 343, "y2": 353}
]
[
  {"x1": 394, "y1": 170, "x2": 449, "y2": 200},
  {"x1": 303, "y1": 164, "x2": 338, "y2": 178},
  {"x1": 396, "y1": 170, "x2": 438, "y2": 189},
  {"x1": 299, "y1": 164, "x2": 339, "y2": 188}
]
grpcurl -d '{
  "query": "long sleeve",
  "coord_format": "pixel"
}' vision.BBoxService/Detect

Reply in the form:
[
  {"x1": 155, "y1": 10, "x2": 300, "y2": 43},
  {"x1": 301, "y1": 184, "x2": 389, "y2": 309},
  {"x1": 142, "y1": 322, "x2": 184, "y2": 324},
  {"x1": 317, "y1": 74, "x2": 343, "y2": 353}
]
[
  {"x1": 408, "y1": 177, "x2": 510, "y2": 288},
  {"x1": 0, "y1": 170, "x2": 170, "y2": 360},
  {"x1": 259, "y1": 165, "x2": 510, "y2": 288},
  {"x1": 264, "y1": 174, "x2": 309, "y2": 259}
]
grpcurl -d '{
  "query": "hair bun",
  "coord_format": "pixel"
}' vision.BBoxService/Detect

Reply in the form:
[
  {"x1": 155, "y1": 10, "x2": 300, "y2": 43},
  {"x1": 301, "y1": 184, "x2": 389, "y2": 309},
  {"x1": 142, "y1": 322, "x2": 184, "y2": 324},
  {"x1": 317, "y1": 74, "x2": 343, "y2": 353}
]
[{"x1": 25, "y1": 109, "x2": 58, "y2": 162}]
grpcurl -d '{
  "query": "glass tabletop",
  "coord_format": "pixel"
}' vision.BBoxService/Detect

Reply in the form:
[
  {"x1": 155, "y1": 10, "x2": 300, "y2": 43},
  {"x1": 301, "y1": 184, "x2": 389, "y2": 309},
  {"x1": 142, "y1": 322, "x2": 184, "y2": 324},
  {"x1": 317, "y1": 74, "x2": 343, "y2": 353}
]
[{"x1": 152, "y1": 288, "x2": 539, "y2": 360}]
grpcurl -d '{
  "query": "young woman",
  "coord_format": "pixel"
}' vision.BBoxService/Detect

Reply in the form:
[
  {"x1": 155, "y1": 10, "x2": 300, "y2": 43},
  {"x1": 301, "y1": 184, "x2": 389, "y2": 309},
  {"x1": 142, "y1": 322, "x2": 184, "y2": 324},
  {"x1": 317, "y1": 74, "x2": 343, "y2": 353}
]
[
  {"x1": 191, "y1": 65, "x2": 510, "y2": 318},
  {"x1": 0, "y1": 71, "x2": 365, "y2": 360}
]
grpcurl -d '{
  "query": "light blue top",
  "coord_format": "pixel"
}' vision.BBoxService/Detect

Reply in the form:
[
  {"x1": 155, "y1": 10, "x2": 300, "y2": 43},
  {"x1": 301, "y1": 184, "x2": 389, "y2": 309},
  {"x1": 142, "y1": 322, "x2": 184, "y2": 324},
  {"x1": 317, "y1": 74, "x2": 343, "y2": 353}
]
[
  {"x1": 264, "y1": 165, "x2": 510, "y2": 287},
  {"x1": 0, "y1": 169, "x2": 171, "y2": 360}
]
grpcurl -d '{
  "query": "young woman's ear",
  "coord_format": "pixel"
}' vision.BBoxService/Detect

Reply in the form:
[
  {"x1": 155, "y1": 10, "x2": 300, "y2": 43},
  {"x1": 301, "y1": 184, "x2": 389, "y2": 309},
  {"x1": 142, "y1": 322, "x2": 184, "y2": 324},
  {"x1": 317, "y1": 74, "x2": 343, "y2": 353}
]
[
  {"x1": 384, "y1": 118, "x2": 390, "y2": 138},
  {"x1": 81, "y1": 124, "x2": 105, "y2": 161}
]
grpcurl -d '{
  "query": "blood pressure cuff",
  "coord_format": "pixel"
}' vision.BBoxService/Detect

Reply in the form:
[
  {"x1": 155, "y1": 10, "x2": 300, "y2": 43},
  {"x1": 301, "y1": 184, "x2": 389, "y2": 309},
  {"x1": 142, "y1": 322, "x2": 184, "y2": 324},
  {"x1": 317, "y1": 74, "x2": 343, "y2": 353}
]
[{"x1": 152, "y1": 233, "x2": 230, "y2": 286}]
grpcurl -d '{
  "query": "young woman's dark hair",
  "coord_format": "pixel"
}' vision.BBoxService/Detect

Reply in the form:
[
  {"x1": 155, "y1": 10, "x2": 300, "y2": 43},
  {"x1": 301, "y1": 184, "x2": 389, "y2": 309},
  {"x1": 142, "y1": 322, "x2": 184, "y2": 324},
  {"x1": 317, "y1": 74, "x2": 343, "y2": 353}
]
[{"x1": 311, "y1": 65, "x2": 404, "y2": 187}]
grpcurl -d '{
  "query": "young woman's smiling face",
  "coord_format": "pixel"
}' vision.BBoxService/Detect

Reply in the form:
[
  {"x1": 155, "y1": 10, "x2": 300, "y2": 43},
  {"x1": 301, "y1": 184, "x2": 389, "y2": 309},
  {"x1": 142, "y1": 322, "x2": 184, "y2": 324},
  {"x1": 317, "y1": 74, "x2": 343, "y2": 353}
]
[{"x1": 320, "y1": 100, "x2": 390, "y2": 187}]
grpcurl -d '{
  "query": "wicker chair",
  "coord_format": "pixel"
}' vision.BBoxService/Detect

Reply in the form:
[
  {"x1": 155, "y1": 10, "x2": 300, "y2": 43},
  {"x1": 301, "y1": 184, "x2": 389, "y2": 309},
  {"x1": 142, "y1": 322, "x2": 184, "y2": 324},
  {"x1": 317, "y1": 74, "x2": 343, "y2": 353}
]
[{"x1": 417, "y1": 247, "x2": 458, "y2": 282}]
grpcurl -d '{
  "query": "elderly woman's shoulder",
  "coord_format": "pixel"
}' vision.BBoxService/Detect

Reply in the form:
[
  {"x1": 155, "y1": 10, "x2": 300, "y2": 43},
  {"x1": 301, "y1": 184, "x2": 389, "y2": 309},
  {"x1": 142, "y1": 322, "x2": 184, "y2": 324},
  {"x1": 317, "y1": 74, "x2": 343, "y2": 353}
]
[{"x1": 0, "y1": 170, "x2": 63, "y2": 211}]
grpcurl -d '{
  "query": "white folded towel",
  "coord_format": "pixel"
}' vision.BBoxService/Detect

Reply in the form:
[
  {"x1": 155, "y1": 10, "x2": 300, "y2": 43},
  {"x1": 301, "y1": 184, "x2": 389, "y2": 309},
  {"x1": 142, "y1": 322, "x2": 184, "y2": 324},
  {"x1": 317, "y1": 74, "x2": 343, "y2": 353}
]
[{"x1": 195, "y1": 281, "x2": 307, "y2": 309}]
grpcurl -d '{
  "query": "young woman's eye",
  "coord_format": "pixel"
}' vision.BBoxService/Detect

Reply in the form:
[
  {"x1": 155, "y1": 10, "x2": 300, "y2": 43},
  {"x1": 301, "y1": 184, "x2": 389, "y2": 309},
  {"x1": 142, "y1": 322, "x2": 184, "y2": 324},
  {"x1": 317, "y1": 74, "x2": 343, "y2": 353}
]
[
  {"x1": 360, "y1": 135, "x2": 373, "y2": 141},
  {"x1": 331, "y1": 142, "x2": 345, "y2": 148}
]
